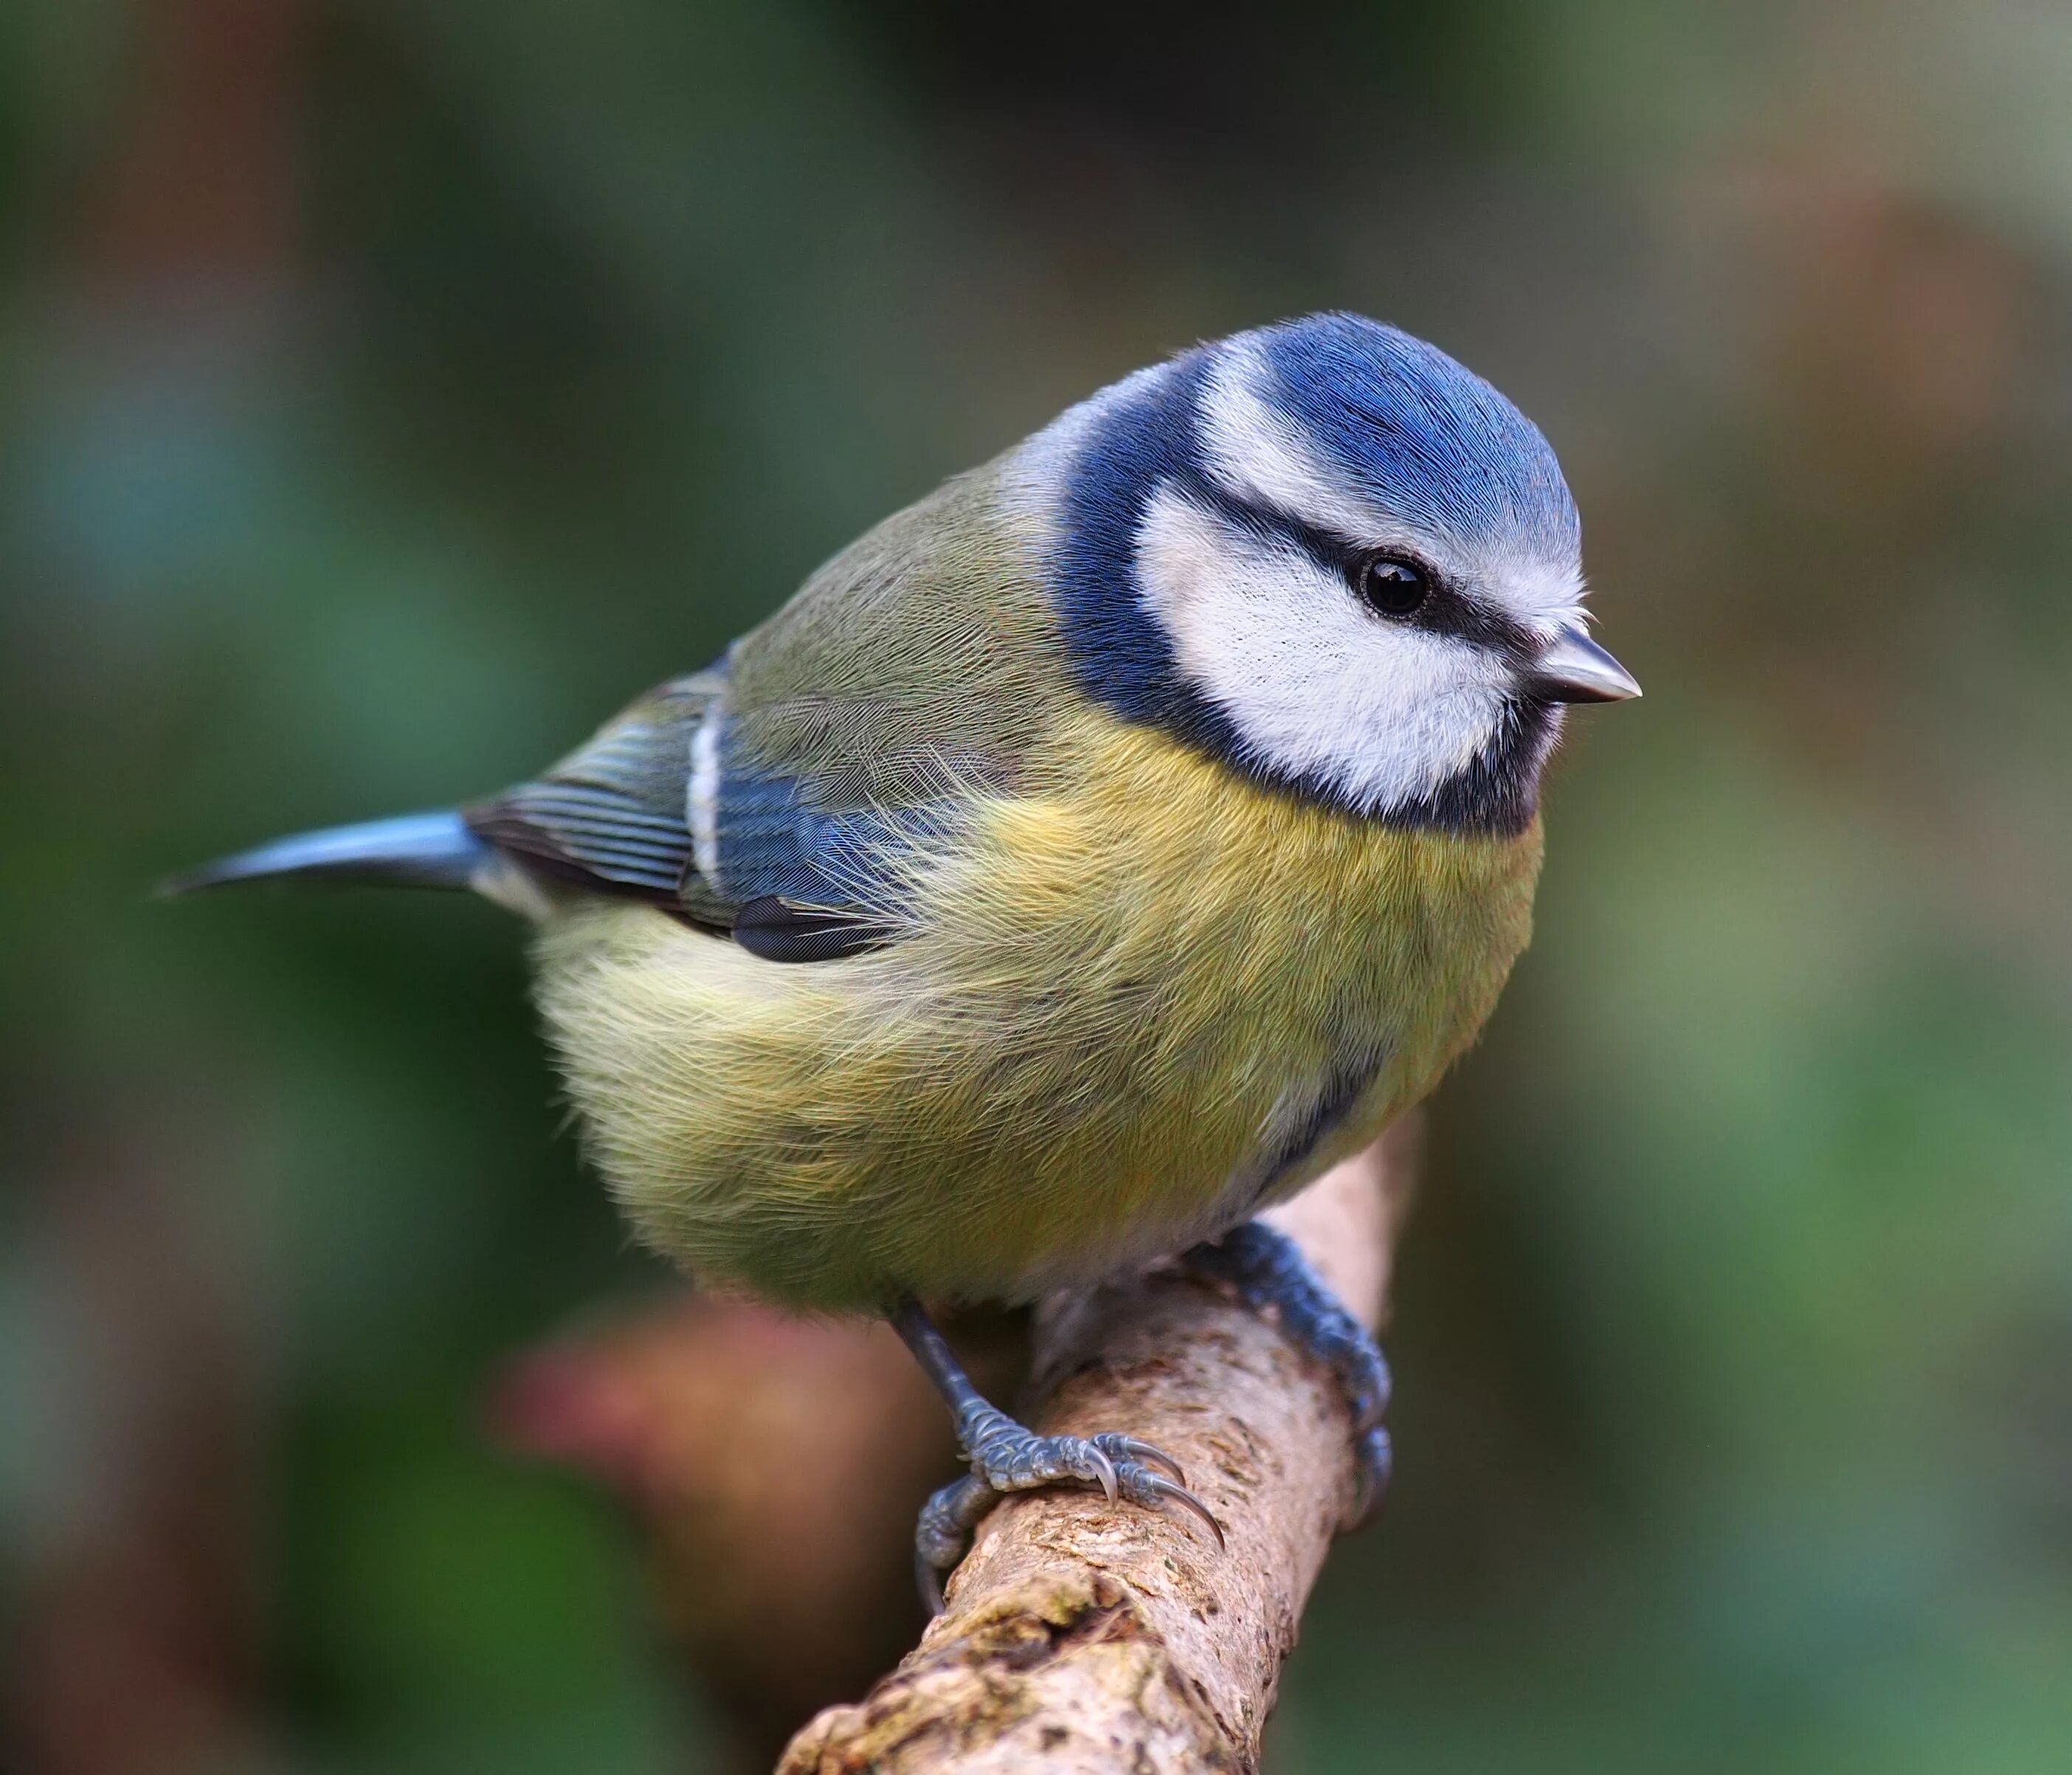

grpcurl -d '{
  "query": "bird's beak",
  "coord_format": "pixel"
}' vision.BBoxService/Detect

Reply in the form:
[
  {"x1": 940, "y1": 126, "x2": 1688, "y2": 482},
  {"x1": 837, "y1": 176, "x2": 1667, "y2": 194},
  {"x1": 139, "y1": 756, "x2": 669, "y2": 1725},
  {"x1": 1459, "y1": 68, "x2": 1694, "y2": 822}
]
[{"x1": 1527, "y1": 621, "x2": 1641, "y2": 704}]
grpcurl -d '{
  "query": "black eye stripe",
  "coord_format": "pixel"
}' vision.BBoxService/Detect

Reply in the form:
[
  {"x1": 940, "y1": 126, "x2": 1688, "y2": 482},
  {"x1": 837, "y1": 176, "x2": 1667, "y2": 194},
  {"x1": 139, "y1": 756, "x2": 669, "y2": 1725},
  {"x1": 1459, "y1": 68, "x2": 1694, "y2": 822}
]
[{"x1": 1178, "y1": 478, "x2": 1540, "y2": 660}]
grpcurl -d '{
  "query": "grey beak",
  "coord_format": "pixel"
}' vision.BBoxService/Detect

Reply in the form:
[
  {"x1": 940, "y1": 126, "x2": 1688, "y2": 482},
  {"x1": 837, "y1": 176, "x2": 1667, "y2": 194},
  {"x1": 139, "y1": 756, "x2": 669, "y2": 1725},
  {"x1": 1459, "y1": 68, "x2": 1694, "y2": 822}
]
[{"x1": 1528, "y1": 623, "x2": 1641, "y2": 704}]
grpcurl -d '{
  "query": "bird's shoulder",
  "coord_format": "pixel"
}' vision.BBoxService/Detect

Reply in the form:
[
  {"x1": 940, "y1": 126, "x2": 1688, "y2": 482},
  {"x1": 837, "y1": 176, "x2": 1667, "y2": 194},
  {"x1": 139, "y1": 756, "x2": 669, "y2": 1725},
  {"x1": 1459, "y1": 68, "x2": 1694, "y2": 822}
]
[
  {"x1": 723, "y1": 454, "x2": 1071, "y2": 804},
  {"x1": 470, "y1": 455, "x2": 1078, "y2": 948}
]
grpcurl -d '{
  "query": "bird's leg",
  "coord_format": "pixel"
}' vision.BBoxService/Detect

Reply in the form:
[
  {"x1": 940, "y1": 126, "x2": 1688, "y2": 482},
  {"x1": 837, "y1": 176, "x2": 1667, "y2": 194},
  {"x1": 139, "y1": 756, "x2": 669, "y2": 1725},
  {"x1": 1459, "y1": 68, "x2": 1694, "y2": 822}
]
[
  {"x1": 1181, "y1": 1218, "x2": 1392, "y2": 1524},
  {"x1": 891, "y1": 1300, "x2": 1220, "y2": 1611}
]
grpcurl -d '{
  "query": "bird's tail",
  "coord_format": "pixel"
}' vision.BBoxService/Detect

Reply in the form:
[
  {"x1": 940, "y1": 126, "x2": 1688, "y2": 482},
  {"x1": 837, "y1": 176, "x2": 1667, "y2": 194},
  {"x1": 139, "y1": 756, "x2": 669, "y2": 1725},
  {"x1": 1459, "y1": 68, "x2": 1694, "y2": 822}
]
[{"x1": 159, "y1": 810, "x2": 493, "y2": 897}]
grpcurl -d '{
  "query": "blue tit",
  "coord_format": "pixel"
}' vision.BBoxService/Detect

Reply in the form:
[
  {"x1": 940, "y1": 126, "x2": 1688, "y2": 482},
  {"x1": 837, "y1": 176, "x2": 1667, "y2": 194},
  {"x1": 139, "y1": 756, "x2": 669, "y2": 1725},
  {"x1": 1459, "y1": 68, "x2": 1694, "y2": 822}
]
[{"x1": 170, "y1": 311, "x2": 1637, "y2": 1598}]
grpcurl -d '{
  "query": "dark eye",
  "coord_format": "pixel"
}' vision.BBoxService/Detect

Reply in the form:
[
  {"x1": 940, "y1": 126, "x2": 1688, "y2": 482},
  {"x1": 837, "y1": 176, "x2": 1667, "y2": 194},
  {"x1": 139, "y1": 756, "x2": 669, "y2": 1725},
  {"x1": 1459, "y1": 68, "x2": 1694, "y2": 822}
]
[{"x1": 1357, "y1": 555, "x2": 1429, "y2": 617}]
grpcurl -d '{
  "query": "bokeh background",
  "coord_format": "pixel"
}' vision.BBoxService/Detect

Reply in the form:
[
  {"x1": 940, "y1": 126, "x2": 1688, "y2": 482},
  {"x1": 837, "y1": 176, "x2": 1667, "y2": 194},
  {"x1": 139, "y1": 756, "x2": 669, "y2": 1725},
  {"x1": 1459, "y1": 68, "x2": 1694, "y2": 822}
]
[{"x1": 5, "y1": 1, "x2": 2071, "y2": 1770}]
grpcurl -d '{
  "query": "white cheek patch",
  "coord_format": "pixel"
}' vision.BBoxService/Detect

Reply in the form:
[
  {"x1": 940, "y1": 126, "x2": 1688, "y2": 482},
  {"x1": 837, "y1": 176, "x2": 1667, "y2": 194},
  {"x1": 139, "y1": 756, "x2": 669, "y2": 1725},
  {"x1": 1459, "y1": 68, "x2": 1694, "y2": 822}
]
[
  {"x1": 1197, "y1": 345, "x2": 1586, "y2": 638},
  {"x1": 1134, "y1": 486, "x2": 1516, "y2": 813}
]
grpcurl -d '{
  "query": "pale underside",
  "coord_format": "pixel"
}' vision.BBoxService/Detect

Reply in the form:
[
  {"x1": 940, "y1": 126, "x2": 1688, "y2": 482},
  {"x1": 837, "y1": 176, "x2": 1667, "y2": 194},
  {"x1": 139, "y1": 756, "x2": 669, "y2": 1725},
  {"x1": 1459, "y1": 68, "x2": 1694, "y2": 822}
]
[{"x1": 533, "y1": 710, "x2": 1539, "y2": 1312}]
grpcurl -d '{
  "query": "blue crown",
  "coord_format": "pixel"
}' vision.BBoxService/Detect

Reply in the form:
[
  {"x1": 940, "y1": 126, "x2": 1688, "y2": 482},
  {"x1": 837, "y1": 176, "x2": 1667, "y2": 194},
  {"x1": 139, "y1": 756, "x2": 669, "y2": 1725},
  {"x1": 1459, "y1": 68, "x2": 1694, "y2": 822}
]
[{"x1": 1254, "y1": 312, "x2": 1577, "y2": 560}]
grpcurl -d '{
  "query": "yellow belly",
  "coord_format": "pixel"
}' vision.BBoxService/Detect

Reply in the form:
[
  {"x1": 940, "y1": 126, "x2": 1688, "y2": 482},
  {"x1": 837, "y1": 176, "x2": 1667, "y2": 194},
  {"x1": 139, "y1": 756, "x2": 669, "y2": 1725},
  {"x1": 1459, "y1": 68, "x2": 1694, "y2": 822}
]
[{"x1": 533, "y1": 711, "x2": 1541, "y2": 1312}]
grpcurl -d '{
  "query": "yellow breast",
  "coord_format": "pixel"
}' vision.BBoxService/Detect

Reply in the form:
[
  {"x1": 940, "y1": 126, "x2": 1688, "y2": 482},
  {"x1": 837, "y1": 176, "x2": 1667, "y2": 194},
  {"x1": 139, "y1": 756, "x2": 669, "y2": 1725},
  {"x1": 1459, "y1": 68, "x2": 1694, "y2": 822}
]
[{"x1": 534, "y1": 711, "x2": 1541, "y2": 1312}]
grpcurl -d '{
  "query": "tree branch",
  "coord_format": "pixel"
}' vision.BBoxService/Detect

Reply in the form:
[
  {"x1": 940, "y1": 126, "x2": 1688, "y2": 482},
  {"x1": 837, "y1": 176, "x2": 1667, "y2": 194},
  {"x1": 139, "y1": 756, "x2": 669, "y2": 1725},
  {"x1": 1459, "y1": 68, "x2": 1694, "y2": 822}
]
[{"x1": 777, "y1": 1125, "x2": 1417, "y2": 1774}]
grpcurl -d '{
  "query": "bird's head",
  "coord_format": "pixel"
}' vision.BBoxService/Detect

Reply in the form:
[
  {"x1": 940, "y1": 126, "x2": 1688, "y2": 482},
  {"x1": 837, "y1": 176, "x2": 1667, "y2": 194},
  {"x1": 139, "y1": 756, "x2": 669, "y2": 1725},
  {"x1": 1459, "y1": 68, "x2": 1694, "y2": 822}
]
[{"x1": 1038, "y1": 311, "x2": 1637, "y2": 833}]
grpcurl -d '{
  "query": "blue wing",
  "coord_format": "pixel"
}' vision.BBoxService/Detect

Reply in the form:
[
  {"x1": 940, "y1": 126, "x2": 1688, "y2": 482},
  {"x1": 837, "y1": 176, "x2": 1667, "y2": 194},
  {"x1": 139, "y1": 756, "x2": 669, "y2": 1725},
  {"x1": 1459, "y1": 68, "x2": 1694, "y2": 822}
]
[
  {"x1": 464, "y1": 662, "x2": 960, "y2": 958},
  {"x1": 466, "y1": 674, "x2": 714, "y2": 907}
]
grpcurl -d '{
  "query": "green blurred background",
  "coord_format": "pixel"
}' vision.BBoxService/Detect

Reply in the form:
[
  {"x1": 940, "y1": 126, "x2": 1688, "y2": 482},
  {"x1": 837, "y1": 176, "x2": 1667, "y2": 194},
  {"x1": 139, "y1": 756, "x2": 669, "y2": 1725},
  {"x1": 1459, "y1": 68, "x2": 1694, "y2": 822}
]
[{"x1": 4, "y1": 2, "x2": 2071, "y2": 1770}]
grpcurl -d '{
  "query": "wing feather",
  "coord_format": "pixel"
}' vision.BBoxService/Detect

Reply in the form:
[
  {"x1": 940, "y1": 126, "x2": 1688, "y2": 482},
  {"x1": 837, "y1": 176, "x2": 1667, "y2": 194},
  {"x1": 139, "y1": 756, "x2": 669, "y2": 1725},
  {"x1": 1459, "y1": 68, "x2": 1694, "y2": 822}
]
[
  {"x1": 468, "y1": 458, "x2": 1069, "y2": 951},
  {"x1": 466, "y1": 673, "x2": 720, "y2": 912}
]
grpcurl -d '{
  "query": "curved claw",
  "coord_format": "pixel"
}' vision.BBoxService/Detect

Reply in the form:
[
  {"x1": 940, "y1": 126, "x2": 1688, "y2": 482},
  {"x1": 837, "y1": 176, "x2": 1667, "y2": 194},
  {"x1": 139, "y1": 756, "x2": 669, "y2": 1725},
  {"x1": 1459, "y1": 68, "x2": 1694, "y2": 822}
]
[
  {"x1": 1127, "y1": 1469, "x2": 1226, "y2": 1551},
  {"x1": 1096, "y1": 1433, "x2": 1187, "y2": 1486},
  {"x1": 1350, "y1": 1424, "x2": 1393, "y2": 1528},
  {"x1": 1083, "y1": 1439, "x2": 1119, "y2": 1503},
  {"x1": 917, "y1": 1549, "x2": 945, "y2": 1617}
]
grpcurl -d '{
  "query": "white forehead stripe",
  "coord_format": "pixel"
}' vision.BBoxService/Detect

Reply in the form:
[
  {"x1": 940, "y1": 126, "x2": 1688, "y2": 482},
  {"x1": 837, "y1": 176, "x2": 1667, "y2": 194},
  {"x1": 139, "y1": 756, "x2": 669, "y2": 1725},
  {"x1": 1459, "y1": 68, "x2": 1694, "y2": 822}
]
[
  {"x1": 1195, "y1": 343, "x2": 1586, "y2": 637},
  {"x1": 1198, "y1": 344, "x2": 1387, "y2": 544},
  {"x1": 1134, "y1": 486, "x2": 1516, "y2": 813}
]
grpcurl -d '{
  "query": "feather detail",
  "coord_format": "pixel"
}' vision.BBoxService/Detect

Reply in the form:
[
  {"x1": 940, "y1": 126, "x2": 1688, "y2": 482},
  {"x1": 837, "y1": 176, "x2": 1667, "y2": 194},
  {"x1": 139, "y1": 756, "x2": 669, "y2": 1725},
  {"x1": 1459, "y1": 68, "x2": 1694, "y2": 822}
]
[
  {"x1": 730, "y1": 896, "x2": 895, "y2": 963},
  {"x1": 464, "y1": 673, "x2": 716, "y2": 906}
]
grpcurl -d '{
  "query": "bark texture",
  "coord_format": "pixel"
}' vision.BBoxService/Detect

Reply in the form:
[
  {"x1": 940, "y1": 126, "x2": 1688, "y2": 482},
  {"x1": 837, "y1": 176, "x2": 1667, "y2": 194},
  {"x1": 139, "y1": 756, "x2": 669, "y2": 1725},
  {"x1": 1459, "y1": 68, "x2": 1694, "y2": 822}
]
[{"x1": 778, "y1": 1126, "x2": 1415, "y2": 1774}]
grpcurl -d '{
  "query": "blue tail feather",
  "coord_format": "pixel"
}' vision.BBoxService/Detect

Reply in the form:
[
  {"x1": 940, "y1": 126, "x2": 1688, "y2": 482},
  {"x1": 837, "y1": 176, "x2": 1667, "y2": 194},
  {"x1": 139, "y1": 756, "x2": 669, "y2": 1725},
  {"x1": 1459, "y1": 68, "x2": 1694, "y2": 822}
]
[{"x1": 159, "y1": 810, "x2": 491, "y2": 896}]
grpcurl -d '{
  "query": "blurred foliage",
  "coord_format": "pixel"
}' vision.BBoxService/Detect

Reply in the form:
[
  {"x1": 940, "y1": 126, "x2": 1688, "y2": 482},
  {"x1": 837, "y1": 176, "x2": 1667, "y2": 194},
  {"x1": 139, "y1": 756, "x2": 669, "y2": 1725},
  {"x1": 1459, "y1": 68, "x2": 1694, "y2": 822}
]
[{"x1": 4, "y1": 1, "x2": 2071, "y2": 1771}]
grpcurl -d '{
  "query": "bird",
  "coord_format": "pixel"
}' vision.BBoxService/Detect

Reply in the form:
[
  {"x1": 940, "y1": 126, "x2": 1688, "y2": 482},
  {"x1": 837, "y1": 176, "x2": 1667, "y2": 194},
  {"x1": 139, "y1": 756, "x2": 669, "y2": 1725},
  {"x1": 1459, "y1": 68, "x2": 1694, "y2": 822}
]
[{"x1": 168, "y1": 311, "x2": 1638, "y2": 1603}]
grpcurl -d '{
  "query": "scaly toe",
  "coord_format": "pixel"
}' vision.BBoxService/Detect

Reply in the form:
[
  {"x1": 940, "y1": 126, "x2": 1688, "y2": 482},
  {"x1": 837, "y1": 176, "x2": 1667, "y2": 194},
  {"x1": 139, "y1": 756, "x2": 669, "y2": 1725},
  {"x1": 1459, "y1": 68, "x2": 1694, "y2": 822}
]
[
  {"x1": 969, "y1": 1428, "x2": 1121, "y2": 1500},
  {"x1": 915, "y1": 1472, "x2": 1001, "y2": 1612}
]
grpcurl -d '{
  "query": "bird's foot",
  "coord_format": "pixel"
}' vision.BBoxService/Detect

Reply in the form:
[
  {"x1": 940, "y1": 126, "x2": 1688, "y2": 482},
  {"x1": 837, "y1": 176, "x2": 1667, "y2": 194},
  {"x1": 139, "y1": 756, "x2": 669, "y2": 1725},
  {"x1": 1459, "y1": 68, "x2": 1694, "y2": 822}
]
[
  {"x1": 1183, "y1": 1218, "x2": 1392, "y2": 1526},
  {"x1": 914, "y1": 1406, "x2": 1221, "y2": 1612}
]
